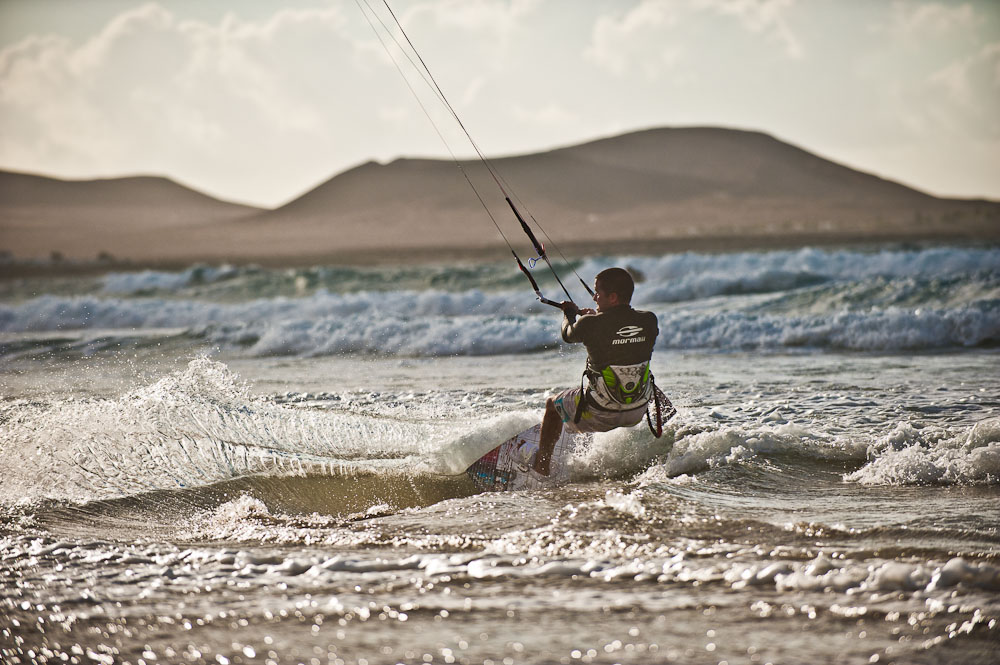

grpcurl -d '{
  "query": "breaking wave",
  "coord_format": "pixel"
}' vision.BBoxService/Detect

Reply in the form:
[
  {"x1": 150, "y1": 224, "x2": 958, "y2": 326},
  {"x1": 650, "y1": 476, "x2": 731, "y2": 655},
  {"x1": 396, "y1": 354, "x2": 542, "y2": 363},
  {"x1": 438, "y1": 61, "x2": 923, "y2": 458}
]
[
  {"x1": 2, "y1": 246, "x2": 998, "y2": 357},
  {"x1": 846, "y1": 418, "x2": 1000, "y2": 486},
  {"x1": 2, "y1": 295, "x2": 996, "y2": 357}
]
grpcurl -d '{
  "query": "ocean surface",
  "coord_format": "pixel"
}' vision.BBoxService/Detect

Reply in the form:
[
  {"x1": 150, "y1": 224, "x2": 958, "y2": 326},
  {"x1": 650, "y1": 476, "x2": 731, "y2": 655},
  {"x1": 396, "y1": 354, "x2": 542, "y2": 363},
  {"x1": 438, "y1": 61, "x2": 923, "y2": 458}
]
[{"x1": 2, "y1": 245, "x2": 999, "y2": 665}]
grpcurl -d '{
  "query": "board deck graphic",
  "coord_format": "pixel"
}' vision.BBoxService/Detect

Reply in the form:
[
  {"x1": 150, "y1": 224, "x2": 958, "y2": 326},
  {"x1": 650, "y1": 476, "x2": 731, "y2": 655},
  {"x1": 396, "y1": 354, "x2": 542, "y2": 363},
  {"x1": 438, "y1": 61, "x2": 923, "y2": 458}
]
[{"x1": 466, "y1": 424, "x2": 589, "y2": 492}]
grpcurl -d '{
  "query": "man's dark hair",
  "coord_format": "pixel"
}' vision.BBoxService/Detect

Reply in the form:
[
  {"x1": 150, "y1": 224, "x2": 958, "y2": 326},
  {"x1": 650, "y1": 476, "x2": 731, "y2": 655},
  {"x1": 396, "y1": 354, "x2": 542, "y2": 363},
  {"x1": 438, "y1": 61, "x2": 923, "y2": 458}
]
[{"x1": 596, "y1": 267, "x2": 634, "y2": 304}]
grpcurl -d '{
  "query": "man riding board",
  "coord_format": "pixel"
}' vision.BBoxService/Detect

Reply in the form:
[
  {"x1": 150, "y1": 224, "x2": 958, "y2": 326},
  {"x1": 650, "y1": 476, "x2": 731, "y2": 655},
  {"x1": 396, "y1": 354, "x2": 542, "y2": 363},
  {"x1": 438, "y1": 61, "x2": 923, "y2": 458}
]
[{"x1": 534, "y1": 267, "x2": 659, "y2": 476}]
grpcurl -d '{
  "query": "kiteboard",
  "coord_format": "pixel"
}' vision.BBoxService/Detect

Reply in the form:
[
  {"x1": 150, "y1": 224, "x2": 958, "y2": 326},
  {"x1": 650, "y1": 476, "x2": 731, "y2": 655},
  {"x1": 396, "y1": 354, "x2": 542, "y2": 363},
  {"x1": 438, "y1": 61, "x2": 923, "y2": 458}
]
[{"x1": 465, "y1": 424, "x2": 590, "y2": 492}]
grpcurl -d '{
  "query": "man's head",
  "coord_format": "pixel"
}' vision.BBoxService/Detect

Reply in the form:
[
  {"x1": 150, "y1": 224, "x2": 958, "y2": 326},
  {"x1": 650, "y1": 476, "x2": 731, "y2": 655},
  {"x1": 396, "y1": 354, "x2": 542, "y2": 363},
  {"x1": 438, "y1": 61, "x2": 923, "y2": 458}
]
[{"x1": 593, "y1": 267, "x2": 634, "y2": 311}]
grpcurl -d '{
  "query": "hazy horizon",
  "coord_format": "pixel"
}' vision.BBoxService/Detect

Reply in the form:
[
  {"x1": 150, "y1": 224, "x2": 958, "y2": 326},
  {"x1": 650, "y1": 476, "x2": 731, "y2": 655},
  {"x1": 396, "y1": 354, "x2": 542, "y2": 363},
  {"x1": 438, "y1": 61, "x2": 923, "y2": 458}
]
[{"x1": 1, "y1": 0, "x2": 998, "y2": 208}]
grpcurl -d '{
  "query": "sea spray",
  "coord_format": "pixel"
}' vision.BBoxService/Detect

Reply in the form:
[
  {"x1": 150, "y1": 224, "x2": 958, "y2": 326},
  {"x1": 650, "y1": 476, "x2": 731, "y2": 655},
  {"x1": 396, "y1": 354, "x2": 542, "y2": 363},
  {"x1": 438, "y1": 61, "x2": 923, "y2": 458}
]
[{"x1": 0, "y1": 358, "x2": 485, "y2": 505}]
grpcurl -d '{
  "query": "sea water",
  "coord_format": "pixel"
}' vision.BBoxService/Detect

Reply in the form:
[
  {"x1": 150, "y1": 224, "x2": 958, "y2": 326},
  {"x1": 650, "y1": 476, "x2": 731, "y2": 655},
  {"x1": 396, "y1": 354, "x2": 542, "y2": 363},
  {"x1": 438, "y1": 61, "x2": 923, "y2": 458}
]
[{"x1": 1, "y1": 246, "x2": 998, "y2": 664}]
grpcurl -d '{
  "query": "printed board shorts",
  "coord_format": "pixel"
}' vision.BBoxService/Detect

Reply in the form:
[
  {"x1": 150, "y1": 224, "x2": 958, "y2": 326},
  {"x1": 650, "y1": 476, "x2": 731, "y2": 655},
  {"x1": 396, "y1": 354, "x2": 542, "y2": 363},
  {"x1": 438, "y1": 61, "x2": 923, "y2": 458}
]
[{"x1": 552, "y1": 387, "x2": 647, "y2": 434}]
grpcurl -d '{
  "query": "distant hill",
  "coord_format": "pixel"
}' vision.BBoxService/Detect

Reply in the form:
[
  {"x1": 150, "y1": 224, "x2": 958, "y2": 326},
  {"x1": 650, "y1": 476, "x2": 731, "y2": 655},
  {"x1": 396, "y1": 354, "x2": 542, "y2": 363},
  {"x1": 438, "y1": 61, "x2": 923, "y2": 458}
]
[
  {"x1": 0, "y1": 171, "x2": 261, "y2": 263},
  {"x1": 218, "y1": 127, "x2": 998, "y2": 261},
  {"x1": 2, "y1": 127, "x2": 997, "y2": 266}
]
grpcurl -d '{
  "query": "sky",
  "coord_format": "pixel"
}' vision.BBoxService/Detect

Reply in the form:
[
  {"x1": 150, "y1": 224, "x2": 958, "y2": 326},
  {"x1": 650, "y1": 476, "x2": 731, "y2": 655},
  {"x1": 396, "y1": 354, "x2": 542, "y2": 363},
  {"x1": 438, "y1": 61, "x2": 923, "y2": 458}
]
[{"x1": 0, "y1": 0, "x2": 997, "y2": 208}]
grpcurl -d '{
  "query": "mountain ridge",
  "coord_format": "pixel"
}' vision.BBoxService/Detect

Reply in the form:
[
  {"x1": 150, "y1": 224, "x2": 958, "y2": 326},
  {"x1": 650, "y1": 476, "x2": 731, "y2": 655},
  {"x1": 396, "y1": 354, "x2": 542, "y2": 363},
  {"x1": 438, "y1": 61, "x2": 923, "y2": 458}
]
[{"x1": 2, "y1": 126, "x2": 997, "y2": 265}]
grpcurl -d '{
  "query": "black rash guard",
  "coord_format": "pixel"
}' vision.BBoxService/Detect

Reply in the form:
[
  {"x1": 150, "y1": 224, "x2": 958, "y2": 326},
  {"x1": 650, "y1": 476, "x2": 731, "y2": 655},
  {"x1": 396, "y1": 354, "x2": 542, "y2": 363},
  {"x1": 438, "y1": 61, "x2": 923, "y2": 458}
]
[{"x1": 561, "y1": 304, "x2": 658, "y2": 372}]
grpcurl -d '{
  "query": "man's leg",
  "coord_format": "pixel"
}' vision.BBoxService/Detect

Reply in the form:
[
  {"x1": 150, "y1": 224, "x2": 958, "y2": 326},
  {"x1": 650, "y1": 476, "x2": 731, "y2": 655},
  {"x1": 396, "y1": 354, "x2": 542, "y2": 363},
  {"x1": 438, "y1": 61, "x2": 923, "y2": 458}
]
[{"x1": 534, "y1": 397, "x2": 563, "y2": 476}]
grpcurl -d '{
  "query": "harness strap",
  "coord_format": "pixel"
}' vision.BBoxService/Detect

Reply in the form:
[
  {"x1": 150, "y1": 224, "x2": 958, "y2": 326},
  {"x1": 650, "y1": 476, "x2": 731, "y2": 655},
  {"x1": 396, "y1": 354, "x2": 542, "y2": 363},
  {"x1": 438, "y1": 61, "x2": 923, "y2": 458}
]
[
  {"x1": 645, "y1": 375, "x2": 676, "y2": 438},
  {"x1": 573, "y1": 371, "x2": 588, "y2": 425}
]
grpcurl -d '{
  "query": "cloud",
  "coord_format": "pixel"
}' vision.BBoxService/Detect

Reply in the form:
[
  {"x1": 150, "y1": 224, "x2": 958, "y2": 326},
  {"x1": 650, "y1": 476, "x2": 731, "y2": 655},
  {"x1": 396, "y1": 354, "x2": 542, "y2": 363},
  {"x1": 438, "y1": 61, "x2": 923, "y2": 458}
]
[
  {"x1": 512, "y1": 102, "x2": 579, "y2": 128},
  {"x1": 0, "y1": 2, "x2": 379, "y2": 205},
  {"x1": 696, "y1": 0, "x2": 803, "y2": 58},
  {"x1": 885, "y1": 0, "x2": 976, "y2": 38},
  {"x1": 397, "y1": 0, "x2": 542, "y2": 72},
  {"x1": 926, "y1": 41, "x2": 1000, "y2": 131},
  {"x1": 407, "y1": 0, "x2": 540, "y2": 30},
  {"x1": 584, "y1": 0, "x2": 801, "y2": 78},
  {"x1": 584, "y1": 1, "x2": 682, "y2": 77},
  {"x1": 865, "y1": 2, "x2": 999, "y2": 140}
]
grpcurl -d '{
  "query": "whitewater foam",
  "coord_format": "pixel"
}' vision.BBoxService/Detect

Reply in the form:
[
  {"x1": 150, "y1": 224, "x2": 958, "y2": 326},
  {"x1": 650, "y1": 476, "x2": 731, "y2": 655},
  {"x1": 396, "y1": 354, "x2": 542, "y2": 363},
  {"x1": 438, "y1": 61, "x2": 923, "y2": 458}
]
[
  {"x1": 633, "y1": 421, "x2": 858, "y2": 483},
  {"x1": 846, "y1": 417, "x2": 1000, "y2": 486}
]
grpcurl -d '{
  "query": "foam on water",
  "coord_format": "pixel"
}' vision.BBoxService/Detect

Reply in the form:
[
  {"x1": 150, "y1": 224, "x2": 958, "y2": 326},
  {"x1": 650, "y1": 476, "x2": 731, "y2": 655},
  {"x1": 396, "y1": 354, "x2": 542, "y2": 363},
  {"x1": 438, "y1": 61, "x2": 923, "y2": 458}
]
[
  {"x1": 570, "y1": 422, "x2": 677, "y2": 480},
  {"x1": 624, "y1": 415, "x2": 1000, "y2": 488},
  {"x1": 633, "y1": 421, "x2": 859, "y2": 483},
  {"x1": 7, "y1": 530, "x2": 997, "y2": 606},
  {"x1": 112, "y1": 488, "x2": 999, "y2": 603},
  {"x1": 846, "y1": 417, "x2": 1000, "y2": 485}
]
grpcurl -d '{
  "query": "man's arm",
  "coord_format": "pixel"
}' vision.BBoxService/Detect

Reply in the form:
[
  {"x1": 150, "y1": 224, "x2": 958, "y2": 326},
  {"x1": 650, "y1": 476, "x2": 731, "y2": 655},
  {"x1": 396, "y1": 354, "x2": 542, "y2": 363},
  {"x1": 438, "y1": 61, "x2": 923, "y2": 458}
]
[
  {"x1": 559, "y1": 301, "x2": 595, "y2": 343},
  {"x1": 647, "y1": 310, "x2": 660, "y2": 345}
]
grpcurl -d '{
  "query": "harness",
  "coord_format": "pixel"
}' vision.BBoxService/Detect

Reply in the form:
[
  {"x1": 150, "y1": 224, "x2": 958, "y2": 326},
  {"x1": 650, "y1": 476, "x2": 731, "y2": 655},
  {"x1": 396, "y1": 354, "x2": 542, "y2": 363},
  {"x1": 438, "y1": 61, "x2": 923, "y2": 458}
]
[
  {"x1": 585, "y1": 362, "x2": 652, "y2": 411},
  {"x1": 571, "y1": 362, "x2": 674, "y2": 437}
]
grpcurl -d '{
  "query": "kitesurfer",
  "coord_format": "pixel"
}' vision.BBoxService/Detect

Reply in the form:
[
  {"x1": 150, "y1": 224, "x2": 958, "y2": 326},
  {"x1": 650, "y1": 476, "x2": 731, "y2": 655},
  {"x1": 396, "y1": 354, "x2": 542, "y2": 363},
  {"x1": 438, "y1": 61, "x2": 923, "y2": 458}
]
[{"x1": 534, "y1": 267, "x2": 659, "y2": 476}]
